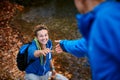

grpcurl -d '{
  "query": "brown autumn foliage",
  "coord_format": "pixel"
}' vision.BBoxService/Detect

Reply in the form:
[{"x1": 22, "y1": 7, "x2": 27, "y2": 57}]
[
  {"x1": 0, "y1": 0, "x2": 25, "y2": 79},
  {"x1": 0, "y1": 27, "x2": 25, "y2": 80},
  {"x1": 0, "y1": 0, "x2": 91, "y2": 80}
]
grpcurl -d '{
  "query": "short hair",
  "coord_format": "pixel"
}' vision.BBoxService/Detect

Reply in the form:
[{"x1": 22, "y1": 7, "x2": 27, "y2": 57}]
[{"x1": 33, "y1": 24, "x2": 48, "y2": 36}]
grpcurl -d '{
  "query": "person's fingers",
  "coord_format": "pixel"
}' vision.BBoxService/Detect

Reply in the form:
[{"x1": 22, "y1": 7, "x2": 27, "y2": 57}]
[
  {"x1": 46, "y1": 48, "x2": 53, "y2": 53},
  {"x1": 55, "y1": 47, "x2": 63, "y2": 53},
  {"x1": 43, "y1": 48, "x2": 54, "y2": 54},
  {"x1": 41, "y1": 51, "x2": 46, "y2": 56},
  {"x1": 55, "y1": 42, "x2": 62, "y2": 53},
  {"x1": 37, "y1": 50, "x2": 46, "y2": 56},
  {"x1": 55, "y1": 44, "x2": 62, "y2": 50},
  {"x1": 55, "y1": 40, "x2": 61, "y2": 43},
  {"x1": 55, "y1": 43, "x2": 60, "y2": 48},
  {"x1": 56, "y1": 50, "x2": 63, "y2": 53},
  {"x1": 42, "y1": 49, "x2": 49, "y2": 55}
]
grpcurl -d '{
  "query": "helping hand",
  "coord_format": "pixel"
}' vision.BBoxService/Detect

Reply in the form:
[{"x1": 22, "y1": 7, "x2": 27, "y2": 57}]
[{"x1": 55, "y1": 40, "x2": 64, "y2": 53}]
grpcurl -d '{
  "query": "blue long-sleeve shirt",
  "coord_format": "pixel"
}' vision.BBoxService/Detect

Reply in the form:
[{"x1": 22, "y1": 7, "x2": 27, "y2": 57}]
[
  {"x1": 26, "y1": 40, "x2": 52, "y2": 76},
  {"x1": 60, "y1": 1, "x2": 120, "y2": 80},
  {"x1": 60, "y1": 38, "x2": 87, "y2": 58},
  {"x1": 88, "y1": 2, "x2": 120, "y2": 80}
]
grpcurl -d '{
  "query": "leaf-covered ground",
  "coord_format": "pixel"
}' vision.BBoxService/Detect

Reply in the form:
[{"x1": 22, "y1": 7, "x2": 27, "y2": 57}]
[
  {"x1": 53, "y1": 53, "x2": 91, "y2": 80},
  {"x1": 0, "y1": 1, "x2": 91, "y2": 80},
  {"x1": 0, "y1": 26, "x2": 91, "y2": 80}
]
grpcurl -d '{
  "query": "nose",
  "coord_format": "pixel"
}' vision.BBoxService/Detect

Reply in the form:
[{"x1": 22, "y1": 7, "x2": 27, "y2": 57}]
[{"x1": 42, "y1": 36, "x2": 47, "y2": 40}]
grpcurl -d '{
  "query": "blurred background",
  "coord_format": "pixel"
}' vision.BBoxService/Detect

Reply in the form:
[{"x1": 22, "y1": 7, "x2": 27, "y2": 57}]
[{"x1": 0, "y1": 0, "x2": 91, "y2": 80}]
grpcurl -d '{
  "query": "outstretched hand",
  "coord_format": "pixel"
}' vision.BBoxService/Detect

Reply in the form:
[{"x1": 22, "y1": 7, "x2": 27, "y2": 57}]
[
  {"x1": 55, "y1": 40, "x2": 64, "y2": 53},
  {"x1": 34, "y1": 48, "x2": 53, "y2": 57},
  {"x1": 41, "y1": 48, "x2": 53, "y2": 56}
]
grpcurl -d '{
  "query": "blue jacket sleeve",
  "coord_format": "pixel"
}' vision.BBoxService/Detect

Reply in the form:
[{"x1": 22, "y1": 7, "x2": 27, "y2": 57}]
[
  {"x1": 60, "y1": 38, "x2": 88, "y2": 58},
  {"x1": 88, "y1": 3, "x2": 120, "y2": 79},
  {"x1": 28, "y1": 42, "x2": 37, "y2": 60}
]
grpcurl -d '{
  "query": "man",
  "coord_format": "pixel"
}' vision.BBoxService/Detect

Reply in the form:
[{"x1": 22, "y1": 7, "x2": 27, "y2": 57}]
[{"x1": 55, "y1": 0, "x2": 120, "y2": 80}]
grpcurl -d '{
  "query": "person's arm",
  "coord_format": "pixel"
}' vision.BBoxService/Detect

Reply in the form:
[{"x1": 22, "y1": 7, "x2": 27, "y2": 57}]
[
  {"x1": 50, "y1": 59, "x2": 55, "y2": 71},
  {"x1": 56, "y1": 38, "x2": 88, "y2": 58},
  {"x1": 28, "y1": 42, "x2": 52, "y2": 60},
  {"x1": 28, "y1": 43, "x2": 37, "y2": 60},
  {"x1": 50, "y1": 59, "x2": 56, "y2": 78},
  {"x1": 88, "y1": 6, "x2": 120, "y2": 79},
  {"x1": 34, "y1": 48, "x2": 51, "y2": 57}
]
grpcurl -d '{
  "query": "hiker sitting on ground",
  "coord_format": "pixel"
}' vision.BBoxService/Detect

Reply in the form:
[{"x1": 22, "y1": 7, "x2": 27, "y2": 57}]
[{"x1": 25, "y1": 24, "x2": 68, "y2": 80}]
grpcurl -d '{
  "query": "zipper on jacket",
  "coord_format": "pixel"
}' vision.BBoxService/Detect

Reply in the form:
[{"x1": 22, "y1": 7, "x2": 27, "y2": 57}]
[{"x1": 42, "y1": 60, "x2": 47, "y2": 75}]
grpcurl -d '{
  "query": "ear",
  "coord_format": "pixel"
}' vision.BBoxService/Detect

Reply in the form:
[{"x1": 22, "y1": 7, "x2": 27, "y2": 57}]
[{"x1": 74, "y1": 0, "x2": 87, "y2": 13}]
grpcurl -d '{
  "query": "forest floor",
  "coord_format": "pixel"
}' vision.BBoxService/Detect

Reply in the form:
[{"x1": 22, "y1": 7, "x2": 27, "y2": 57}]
[
  {"x1": 0, "y1": 1, "x2": 91, "y2": 80},
  {"x1": 0, "y1": 26, "x2": 91, "y2": 80}
]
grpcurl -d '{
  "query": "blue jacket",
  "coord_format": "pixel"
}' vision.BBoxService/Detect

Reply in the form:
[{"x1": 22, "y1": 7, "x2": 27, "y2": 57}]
[
  {"x1": 60, "y1": 1, "x2": 120, "y2": 80},
  {"x1": 60, "y1": 38, "x2": 88, "y2": 58},
  {"x1": 26, "y1": 40, "x2": 52, "y2": 76}
]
